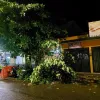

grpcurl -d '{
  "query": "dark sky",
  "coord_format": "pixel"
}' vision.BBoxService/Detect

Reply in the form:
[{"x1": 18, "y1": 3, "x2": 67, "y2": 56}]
[
  {"x1": 44, "y1": 0, "x2": 100, "y2": 20},
  {"x1": 17, "y1": 0, "x2": 100, "y2": 36},
  {"x1": 17, "y1": 0, "x2": 100, "y2": 21},
  {"x1": 42, "y1": 0, "x2": 100, "y2": 35}
]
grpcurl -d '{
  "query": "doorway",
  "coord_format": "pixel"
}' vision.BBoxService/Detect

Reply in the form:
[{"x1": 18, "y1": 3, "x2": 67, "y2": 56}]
[
  {"x1": 92, "y1": 47, "x2": 100, "y2": 72},
  {"x1": 64, "y1": 48, "x2": 90, "y2": 72}
]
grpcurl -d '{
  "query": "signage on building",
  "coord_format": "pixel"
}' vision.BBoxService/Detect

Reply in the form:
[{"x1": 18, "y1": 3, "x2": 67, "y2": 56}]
[
  {"x1": 89, "y1": 20, "x2": 100, "y2": 37},
  {"x1": 68, "y1": 41, "x2": 81, "y2": 49}
]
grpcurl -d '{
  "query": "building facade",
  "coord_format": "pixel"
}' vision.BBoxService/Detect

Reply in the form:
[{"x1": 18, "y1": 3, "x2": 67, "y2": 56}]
[{"x1": 60, "y1": 20, "x2": 100, "y2": 73}]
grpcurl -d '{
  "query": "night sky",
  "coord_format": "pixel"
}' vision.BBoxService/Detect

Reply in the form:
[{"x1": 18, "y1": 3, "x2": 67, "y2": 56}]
[
  {"x1": 44, "y1": 0, "x2": 100, "y2": 20},
  {"x1": 17, "y1": 0, "x2": 100, "y2": 36},
  {"x1": 42, "y1": 0, "x2": 100, "y2": 36}
]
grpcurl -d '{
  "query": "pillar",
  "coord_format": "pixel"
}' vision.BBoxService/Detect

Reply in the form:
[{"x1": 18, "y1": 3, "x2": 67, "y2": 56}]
[{"x1": 89, "y1": 46, "x2": 93, "y2": 73}]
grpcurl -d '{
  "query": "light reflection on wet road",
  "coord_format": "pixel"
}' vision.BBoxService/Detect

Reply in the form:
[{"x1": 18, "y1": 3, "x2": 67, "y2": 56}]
[{"x1": 0, "y1": 78, "x2": 100, "y2": 100}]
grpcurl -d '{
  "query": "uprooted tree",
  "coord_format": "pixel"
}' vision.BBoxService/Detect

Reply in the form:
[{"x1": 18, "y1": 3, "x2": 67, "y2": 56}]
[{"x1": 0, "y1": 0, "x2": 67, "y2": 65}]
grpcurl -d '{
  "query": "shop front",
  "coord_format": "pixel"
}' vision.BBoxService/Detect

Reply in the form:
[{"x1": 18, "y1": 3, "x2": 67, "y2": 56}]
[{"x1": 61, "y1": 38, "x2": 100, "y2": 73}]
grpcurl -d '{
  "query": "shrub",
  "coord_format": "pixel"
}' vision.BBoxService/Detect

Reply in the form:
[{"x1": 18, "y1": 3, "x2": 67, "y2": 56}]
[
  {"x1": 30, "y1": 56, "x2": 76, "y2": 84},
  {"x1": 17, "y1": 65, "x2": 33, "y2": 81},
  {"x1": 17, "y1": 67, "x2": 23, "y2": 79},
  {"x1": 0, "y1": 65, "x2": 2, "y2": 72},
  {"x1": 64, "y1": 50, "x2": 75, "y2": 67},
  {"x1": 0, "y1": 66, "x2": 2, "y2": 69}
]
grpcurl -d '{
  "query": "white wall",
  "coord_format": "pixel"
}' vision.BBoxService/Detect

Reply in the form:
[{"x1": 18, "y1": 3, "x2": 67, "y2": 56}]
[
  {"x1": 15, "y1": 56, "x2": 25, "y2": 65},
  {"x1": 16, "y1": 56, "x2": 22, "y2": 64}
]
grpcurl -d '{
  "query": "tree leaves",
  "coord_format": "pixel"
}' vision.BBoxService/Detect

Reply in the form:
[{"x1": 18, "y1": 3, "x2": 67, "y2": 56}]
[
  {"x1": 30, "y1": 56, "x2": 76, "y2": 84},
  {"x1": 0, "y1": 0, "x2": 67, "y2": 64}
]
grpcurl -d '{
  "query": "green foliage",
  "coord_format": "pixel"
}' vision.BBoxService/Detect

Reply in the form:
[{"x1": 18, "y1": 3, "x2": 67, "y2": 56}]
[
  {"x1": 41, "y1": 40, "x2": 58, "y2": 49},
  {"x1": 64, "y1": 51, "x2": 75, "y2": 67},
  {"x1": 30, "y1": 56, "x2": 76, "y2": 84},
  {"x1": 0, "y1": 65, "x2": 3, "y2": 69},
  {"x1": 17, "y1": 67, "x2": 23, "y2": 79},
  {"x1": 31, "y1": 39, "x2": 60, "y2": 65},
  {"x1": 0, "y1": 0, "x2": 67, "y2": 62},
  {"x1": 17, "y1": 65, "x2": 33, "y2": 81}
]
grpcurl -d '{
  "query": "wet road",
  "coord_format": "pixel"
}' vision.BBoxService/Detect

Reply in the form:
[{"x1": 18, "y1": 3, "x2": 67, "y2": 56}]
[{"x1": 0, "y1": 78, "x2": 100, "y2": 100}]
